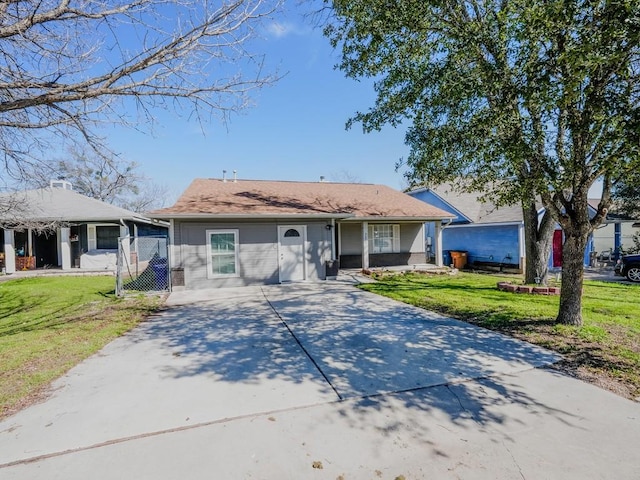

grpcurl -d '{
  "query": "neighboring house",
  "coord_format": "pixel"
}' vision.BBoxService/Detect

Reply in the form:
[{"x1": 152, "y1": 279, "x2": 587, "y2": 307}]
[
  {"x1": 588, "y1": 199, "x2": 639, "y2": 259},
  {"x1": 408, "y1": 185, "x2": 596, "y2": 271},
  {"x1": 0, "y1": 180, "x2": 167, "y2": 274},
  {"x1": 149, "y1": 178, "x2": 454, "y2": 289}
]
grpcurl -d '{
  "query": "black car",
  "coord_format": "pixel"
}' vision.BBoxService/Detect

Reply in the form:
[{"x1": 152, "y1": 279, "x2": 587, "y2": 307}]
[{"x1": 615, "y1": 254, "x2": 640, "y2": 282}]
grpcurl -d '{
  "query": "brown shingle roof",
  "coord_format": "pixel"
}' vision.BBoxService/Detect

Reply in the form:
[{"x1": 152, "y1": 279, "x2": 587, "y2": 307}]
[{"x1": 150, "y1": 179, "x2": 454, "y2": 220}]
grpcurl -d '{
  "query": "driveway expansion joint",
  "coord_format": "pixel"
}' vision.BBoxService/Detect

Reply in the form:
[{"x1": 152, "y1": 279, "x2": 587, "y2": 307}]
[{"x1": 261, "y1": 287, "x2": 343, "y2": 400}]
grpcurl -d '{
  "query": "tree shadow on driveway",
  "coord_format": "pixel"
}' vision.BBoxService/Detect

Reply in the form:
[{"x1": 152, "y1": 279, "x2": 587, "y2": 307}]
[{"x1": 148, "y1": 282, "x2": 576, "y2": 432}]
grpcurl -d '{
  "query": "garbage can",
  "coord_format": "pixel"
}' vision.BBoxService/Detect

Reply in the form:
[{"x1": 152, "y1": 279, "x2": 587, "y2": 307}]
[
  {"x1": 443, "y1": 251, "x2": 451, "y2": 267},
  {"x1": 450, "y1": 251, "x2": 468, "y2": 269},
  {"x1": 151, "y1": 259, "x2": 168, "y2": 290},
  {"x1": 325, "y1": 259, "x2": 339, "y2": 278}
]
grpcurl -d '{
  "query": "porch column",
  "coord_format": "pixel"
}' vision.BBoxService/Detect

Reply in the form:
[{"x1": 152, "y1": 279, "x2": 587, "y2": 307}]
[
  {"x1": 614, "y1": 223, "x2": 622, "y2": 261},
  {"x1": 434, "y1": 221, "x2": 443, "y2": 267},
  {"x1": 27, "y1": 228, "x2": 33, "y2": 257},
  {"x1": 362, "y1": 221, "x2": 369, "y2": 270},
  {"x1": 4, "y1": 229, "x2": 16, "y2": 274},
  {"x1": 330, "y1": 219, "x2": 336, "y2": 261},
  {"x1": 59, "y1": 227, "x2": 71, "y2": 270}
]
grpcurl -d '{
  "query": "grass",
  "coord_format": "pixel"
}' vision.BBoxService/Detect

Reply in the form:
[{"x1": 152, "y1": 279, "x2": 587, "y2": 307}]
[
  {"x1": 360, "y1": 271, "x2": 640, "y2": 400},
  {"x1": 0, "y1": 276, "x2": 163, "y2": 419}
]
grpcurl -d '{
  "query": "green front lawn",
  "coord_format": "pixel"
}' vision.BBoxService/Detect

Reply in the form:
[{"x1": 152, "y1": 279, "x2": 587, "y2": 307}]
[
  {"x1": 0, "y1": 276, "x2": 163, "y2": 419},
  {"x1": 361, "y1": 272, "x2": 640, "y2": 399}
]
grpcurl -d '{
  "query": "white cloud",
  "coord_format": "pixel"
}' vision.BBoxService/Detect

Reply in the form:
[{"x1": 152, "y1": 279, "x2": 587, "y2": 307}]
[{"x1": 266, "y1": 21, "x2": 307, "y2": 38}]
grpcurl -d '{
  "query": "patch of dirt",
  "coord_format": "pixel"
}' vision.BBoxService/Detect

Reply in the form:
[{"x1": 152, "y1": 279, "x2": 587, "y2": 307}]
[
  {"x1": 552, "y1": 362, "x2": 636, "y2": 400},
  {"x1": 1, "y1": 383, "x2": 55, "y2": 421},
  {"x1": 477, "y1": 322, "x2": 640, "y2": 402}
]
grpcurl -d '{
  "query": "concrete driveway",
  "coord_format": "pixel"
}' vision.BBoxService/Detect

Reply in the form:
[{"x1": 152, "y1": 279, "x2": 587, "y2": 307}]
[{"x1": 1, "y1": 282, "x2": 639, "y2": 479}]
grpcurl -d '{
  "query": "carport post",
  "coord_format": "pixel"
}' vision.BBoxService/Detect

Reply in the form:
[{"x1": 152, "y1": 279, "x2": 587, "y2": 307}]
[{"x1": 362, "y1": 221, "x2": 369, "y2": 270}]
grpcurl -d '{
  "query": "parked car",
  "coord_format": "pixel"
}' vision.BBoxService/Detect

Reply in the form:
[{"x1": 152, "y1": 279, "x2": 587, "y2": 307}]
[{"x1": 615, "y1": 254, "x2": 640, "y2": 282}]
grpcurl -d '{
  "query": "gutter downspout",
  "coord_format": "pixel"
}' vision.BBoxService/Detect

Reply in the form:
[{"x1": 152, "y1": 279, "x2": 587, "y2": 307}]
[{"x1": 435, "y1": 218, "x2": 453, "y2": 267}]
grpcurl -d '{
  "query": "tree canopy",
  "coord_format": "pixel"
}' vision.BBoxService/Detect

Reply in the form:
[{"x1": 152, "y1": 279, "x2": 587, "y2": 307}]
[{"x1": 326, "y1": 0, "x2": 640, "y2": 325}]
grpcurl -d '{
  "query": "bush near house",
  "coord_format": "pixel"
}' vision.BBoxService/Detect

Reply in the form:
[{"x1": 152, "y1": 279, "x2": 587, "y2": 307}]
[
  {"x1": 360, "y1": 272, "x2": 640, "y2": 400},
  {"x1": 0, "y1": 276, "x2": 163, "y2": 419}
]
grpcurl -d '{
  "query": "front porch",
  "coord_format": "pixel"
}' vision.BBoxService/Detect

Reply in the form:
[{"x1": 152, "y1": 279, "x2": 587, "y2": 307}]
[
  {"x1": 1, "y1": 223, "x2": 128, "y2": 274},
  {"x1": 334, "y1": 220, "x2": 445, "y2": 270}
]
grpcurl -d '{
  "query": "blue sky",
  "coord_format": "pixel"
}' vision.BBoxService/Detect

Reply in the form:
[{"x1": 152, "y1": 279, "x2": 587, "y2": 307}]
[{"x1": 104, "y1": 2, "x2": 411, "y2": 203}]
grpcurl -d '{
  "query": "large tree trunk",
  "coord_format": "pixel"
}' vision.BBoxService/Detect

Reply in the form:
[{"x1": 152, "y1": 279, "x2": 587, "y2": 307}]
[
  {"x1": 556, "y1": 228, "x2": 590, "y2": 326},
  {"x1": 522, "y1": 202, "x2": 555, "y2": 285}
]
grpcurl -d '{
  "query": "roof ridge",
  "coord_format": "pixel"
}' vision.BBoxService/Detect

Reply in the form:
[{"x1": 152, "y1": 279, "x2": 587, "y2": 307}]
[{"x1": 196, "y1": 178, "x2": 376, "y2": 186}]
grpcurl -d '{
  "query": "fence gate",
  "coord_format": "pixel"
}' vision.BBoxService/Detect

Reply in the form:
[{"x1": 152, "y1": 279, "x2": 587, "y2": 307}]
[{"x1": 116, "y1": 235, "x2": 169, "y2": 296}]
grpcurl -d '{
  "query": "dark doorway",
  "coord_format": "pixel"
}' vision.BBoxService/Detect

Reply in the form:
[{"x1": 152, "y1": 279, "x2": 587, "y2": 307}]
[{"x1": 34, "y1": 231, "x2": 59, "y2": 268}]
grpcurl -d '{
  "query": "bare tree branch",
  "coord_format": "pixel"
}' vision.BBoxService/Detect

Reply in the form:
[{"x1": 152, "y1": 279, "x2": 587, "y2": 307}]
[{"x1": 0, "y1": 0, "x2": 283, "y2": 181}]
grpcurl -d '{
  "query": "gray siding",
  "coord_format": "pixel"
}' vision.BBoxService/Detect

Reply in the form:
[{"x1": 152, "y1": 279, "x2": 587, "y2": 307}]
[
  {"x1": 306, "y1": 223, "x2": 330, "y2": 281},
  {"x1": 339, "y1": 223, "x2": 362, "y2": 255},
  {"x1": 400, "y1": 223, "x2": 425, "y2": 253},
  {"x1": 175, "y1": 220, "x2": 329, "y2": 289}
]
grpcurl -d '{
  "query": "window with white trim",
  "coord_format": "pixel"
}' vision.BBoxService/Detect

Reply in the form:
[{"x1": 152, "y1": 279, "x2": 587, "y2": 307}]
[
  {"x1": 206, "y1": 229, "x2": 239, "y2": 277},
  {"x1": 368, "y1": 224, "x2": 400, "y2": 254}
]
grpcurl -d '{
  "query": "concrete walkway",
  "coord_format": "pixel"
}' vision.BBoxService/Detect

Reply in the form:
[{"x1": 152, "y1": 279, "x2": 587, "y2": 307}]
[{"x1": 1, "y1": 283, "x2": 639, "y2": 479}]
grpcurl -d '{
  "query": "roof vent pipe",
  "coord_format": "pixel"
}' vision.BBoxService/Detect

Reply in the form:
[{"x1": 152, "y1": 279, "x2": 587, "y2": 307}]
[
  {"x1": 222, "y1": 170, "x2": 227, "y2": 183},
  {"x1": 233, "y1": 170, "x2": 237, "y2": 183}
]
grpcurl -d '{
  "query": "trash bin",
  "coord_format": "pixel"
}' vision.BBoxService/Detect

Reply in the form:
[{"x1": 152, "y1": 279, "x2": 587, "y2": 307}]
[
  {"x1": 443, "y1": 251, "x2": 451, "y2": 267},
  {"x1": 325, "y1": 259, "x2": 339, "y2": 278},
  {"x1": 151, "y1": 259, "x2": 168, "y2": 290},
  {"x1": 450, "y1": 251, "x2": 468, "y2": 269}
]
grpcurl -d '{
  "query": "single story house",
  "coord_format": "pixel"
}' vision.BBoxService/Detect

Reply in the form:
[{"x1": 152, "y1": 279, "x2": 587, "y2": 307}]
[
  {"x1": 408, "y1": 185, "x2": 596, "y2": 271},
  {"x1": 0, "y1": 180, "x2": 167, "y2": 274},
  {"x1": 149, "y1": 178, "x2": 454, "y2": 289}
]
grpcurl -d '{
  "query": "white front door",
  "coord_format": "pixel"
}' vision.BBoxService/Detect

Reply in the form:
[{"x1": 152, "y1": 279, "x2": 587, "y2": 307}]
[{"x1": 278, "y1": 225, "x2": 306, "y2": 282}]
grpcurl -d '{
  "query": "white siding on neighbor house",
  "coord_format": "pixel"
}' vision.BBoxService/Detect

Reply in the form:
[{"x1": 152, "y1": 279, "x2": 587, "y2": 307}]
[
  {"x1": 176, "y1": 220, "x2": 330, "y2": 289},
  {"x1": 592, "y1": 223, "x2": 638, "y2": 254}
]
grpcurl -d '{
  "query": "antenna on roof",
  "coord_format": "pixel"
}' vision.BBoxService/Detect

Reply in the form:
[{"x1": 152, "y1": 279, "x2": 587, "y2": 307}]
[
  {"x1": 222, "y1": 170, "x2": 227, "y2": 183},
  {"x1": 233, "y1": 170, "x2": 237, "y2": 183}
]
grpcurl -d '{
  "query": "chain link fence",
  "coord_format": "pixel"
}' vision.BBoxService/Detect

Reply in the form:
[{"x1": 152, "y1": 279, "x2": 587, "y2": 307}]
[{"x1": 116, "y1": 235, "x2": 169, "y2": 296}]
